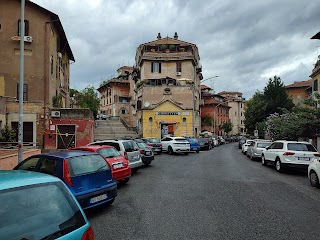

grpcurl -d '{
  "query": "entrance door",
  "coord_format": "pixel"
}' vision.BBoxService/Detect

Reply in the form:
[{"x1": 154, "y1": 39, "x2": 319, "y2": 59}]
[
  {"x1": 56, "y1": 125, "x2": 76, "y2": 149},
  {"x1": 161, "y1": 124, "x2": 174, "y2": 138},
  {"x1": 11, "y1": 122, "x2": 33, "y2": 143}
]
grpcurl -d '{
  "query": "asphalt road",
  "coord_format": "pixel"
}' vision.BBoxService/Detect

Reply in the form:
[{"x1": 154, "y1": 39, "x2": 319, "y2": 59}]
[{"x1": 86, "y1": 143, "x2": 320, "y2": 240}]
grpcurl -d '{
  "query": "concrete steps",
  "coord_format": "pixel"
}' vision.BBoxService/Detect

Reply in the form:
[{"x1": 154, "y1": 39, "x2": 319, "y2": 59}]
[{"x1": 94, "y1": 119, "x2": 138, "y2": 141}]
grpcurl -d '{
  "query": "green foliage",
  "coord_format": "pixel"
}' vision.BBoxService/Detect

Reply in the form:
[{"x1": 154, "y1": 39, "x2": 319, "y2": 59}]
[
  {"x1": 0, "y1": 125, "x2": 16, "y2": 142},
  {"x1": 244, "y1": 75, "x2": 294, "y2": 134},
  {"x1": 52, "y1": 94, "x2": 62, "y2": 108},
  {"x1": 201, "y1": 116, "x2": 214, "y2": 126},
  {"x1": 220, "y1": 121, "x2": 233, "y2": 133},
  {"x1": 76, "y1": 86, "x2": 100, "y2": 117},
  {"x1": 70, "y1": 88, "x2": 79, "y2": 97}
]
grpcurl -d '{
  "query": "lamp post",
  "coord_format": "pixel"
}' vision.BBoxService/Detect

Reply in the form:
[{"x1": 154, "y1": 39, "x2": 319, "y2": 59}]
[{"x1": 200, "y1": 76, "x2": 219, "y2": 83}]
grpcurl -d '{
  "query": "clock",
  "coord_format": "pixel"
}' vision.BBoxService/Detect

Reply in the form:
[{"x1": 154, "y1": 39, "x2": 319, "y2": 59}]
[{"x1": 144, "y1": 101, "x2": 150, "y2": 107}]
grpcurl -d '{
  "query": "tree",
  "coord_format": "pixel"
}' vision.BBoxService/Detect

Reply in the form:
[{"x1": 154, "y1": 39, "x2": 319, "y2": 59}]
[
  {"x1": 73, "y1": 86, "x2": 100, "y2": 118},
  {"x1": 264, "y1": 76, "x2": 294, "y2": 116},
  {"x1": 220, "y1": 121, "x2": 233, "y2": 134},
  {"x1": 0, "y1": 125, "x2": 16, "y2": 142},
  {"x1": 244, "y1": 75, "x2": 294, "y2": 135}
]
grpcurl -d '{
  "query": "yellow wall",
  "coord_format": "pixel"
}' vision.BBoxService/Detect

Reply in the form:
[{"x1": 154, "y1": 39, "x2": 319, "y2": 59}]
[{"x1": 142, "y1": 101, "x2": 193, "y2": 138}]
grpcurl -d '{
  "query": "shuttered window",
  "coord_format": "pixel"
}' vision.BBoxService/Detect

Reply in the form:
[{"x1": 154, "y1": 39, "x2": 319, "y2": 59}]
[
  {"x1": 151, "y1": 62, "x2": 161, "y2": 73},
  {"x1": 17, "y1": 83, "x2": 28, "y2": 101}
]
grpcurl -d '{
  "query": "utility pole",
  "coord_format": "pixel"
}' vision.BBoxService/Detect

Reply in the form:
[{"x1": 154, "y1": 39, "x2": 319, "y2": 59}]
[{"x1": 18, "y1": 0, "x2": 25, "y2": 163}]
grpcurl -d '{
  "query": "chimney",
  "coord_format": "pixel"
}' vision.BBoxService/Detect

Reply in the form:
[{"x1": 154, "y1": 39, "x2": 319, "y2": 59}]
[
  {"x1": 174, "y1": 32, "x2": 178, "y2": 40},
  {"x1": 157, "y1": 33, "x2": 161, "y2": 39}
]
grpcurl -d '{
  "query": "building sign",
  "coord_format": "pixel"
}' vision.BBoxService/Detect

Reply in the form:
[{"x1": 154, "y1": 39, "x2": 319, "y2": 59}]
[
  {"x1": 156, "y1": 112, "x2": 180, "y2": 116},
  {"x1": 182, "y1": 112, "x2": 190, "y2": 116}
]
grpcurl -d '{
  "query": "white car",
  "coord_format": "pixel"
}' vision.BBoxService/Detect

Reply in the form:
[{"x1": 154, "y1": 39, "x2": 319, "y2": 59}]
[
  {"x1": 308, "y1": 159, "x2": 320, "y2": 188},
  {"x1": 161, "y1": 136, "x2": 190, "y2": 155},
  {"x1": 241, "y1": 139, "x2": 255, "y2": 154},
  {"x1": 261, "y1": 140, "x2": 320, "y2": 172}
]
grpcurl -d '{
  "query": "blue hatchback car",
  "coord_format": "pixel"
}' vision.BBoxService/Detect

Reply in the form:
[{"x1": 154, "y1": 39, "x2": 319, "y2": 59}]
[
  {"x1": 0, "y1": 170, "x2": 94, "y2": 239},
  {"x1": 14, "y1": 150, "x2": 117, "y2": 209},
  {"x1": 186, "y1": 138, "x2": 201, "y2": 153}
]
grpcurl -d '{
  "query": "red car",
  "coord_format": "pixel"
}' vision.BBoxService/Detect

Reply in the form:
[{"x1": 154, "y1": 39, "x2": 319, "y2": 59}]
[{"x1": 70, "y1": 145, "x2": 131, "y2": 184}]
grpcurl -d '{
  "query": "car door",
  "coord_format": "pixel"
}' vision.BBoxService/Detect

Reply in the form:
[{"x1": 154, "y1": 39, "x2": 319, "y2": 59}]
[
  {"x1": 161, "y1": 137, "x2": 170, "y2": 151},
  {"x1": 263, "y1": 143, "x2": 275, "y2": 161},
  {"x1": 38, "y1": 157, "x2": 58, "y2": 177}
]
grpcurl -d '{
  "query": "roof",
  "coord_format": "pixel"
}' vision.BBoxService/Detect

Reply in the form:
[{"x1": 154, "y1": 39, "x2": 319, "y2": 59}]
[
  {"x1": 26, "y1": 0, "x2": 75, "y2": 61},
  {"x1": 35, "y1": 150, "x2": 98, "y2": 159},
  {"x1": 285, "y1": 79, "x2": 313, "y2": 89},
  {"x1": 0, "y1": 170, "x2": 60, "y2": 190},
  {"x1": 311, "y1": 31, "x2": 320, "y2": 40},
  {"x1": 201, "y1": 85, "x2": 212, "y2": 90},
  {"x1": 141, "y1": 36, "x2": 195, "y2": 47},
  {"x1": 218, "y1": 91, "x2": 243, "y2": 95}
]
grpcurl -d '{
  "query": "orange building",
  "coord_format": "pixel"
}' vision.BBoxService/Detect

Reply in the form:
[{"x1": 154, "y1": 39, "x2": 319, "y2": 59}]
[{"x1": 285, "y1": 79, "x2": 312, "y2": 106}]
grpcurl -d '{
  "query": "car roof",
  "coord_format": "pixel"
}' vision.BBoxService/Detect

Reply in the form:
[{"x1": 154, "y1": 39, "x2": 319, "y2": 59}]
[
  {"x1": 71, "y1": 145, "x2": 114, "y2": 152},
  {"x1": 274, "y1": 140, "x2": 310, "y2": 143},
  {"x1": 0, "y1": 170, "x2": 61, "y2": 190},
  {"x1": 32, "y1": 150, "x2": 99, "y2": 159},
  {"x1": 91, "y1": 139, "x2": 132, "y2": 144}
]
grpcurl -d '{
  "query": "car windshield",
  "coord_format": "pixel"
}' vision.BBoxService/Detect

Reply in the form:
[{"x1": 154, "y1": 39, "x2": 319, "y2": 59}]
[
  {"x1": 98, "y1": 147, "x2": 121, "y2": 158},
  {"x1": 67, "y1": 154, "x2": 110, "y2": 176},
  {"x1": 257, "y1": 142, "x2": 271, "y2": 148},
  {"x1": 188, "y1": 138, "x2": 197, "y2": 143},
  {"x1": 137, "y1": 142, "x2": 148, "y2": 148},
  {"x1": 147, "y1": 138, "x2": 160, "y2": 143},
  {"x1": 123, "y1": 141, "x2": 139, "y2": 152},
  {"x1": 0, "y1": 181, "x2": 86, "y2": 240},
  {"x1": 287, "y1": 143, "x2": 317, "y2": 152}
]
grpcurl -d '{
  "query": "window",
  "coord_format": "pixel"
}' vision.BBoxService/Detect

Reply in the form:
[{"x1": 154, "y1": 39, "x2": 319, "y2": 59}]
[
  {"x1": 314, "y1": 79, "x2": 318, "y2": 92},
  {"x1": 50, "y1": 56, "x2": 54, "y2": 75},
  {"x1": 57, "y1": 37, "x2": 61, "y2": 52},
  {"x1": 182, "y1": 117, "x2": 186, "y2": 125},
  {"x1": 149, "y1": 117, "x2": 153, "y2": 126},
  {"x1": 176, "y1": 62, "x2": 182, "y2": 72},
  {"x1": 121, "y1": 109, "x2": 127, "y2": 114},
  {"x1": 151, "y1": 62, "x2": 161, "y2": 73},
  {"x1": 273, "y1": 142, "x2": 284, "y2": 149},
  {"x1": 16, "y1": 157, "x2": 40, "y2": 171},
  {"x1": 17, "y1": 83, "x2": 28, "y2": 101},
  {"x1": 17, "y1": 19, "x2": 29, "y2": 36},
  {"x1": 241, "y1": 103, "x2": 243, "y2": 108},
  {"x1": 39, "y1": 158, "x2": 57, "y2": 175},
  {"x1": 241, "y1": 112, "x2": 243, "y2": 116}
]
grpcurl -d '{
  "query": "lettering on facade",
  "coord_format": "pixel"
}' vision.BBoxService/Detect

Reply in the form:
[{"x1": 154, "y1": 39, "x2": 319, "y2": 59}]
[{"x1": 155, "y1": 112, "x2": 180, "y2": 116}]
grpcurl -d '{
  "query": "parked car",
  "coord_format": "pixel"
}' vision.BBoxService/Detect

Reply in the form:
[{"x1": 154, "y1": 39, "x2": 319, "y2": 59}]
[
  {"x1": 0, "y1": 170, "x2": 94, "y2": 240},
  {"x1": 261, "y1": 140, "x2": 320, "y2": 172},
  {"x1": 241, "y1": 139, "x2": 255, "y2": 154},
  {"x1": 238, "y1": 138, "x2": 246, "y2": 149},
  {"x1": 134, "y1": 139, "x2": 155, "y2": 165},
  {"x1": 219, "y1": 136, "x2": 226, "y2": 145},
  {"x1": 212, "y1": 137, "x2": 219, "y2": 147},
  {"x1": 161, "y1": 136, "x2": 190, "y2": 155},
  {"x1": 89, "y1": 139, "x2": 143, "y2": 171},
  {"x1": 70, "y1": 145, "x2": 131, "y2": 184},
  {"x1": 96, "y1": 113, "x2": 107, "y2": 120},
  {"x1": 186, "y1": 137, "x2": 200, "y2": 153},
  {"x1": 246, "y1": 140, "x2": 272, "y2": 160},
  {"x1": 197, "y1": 137, "x2": 213, "y2": 150},
  {"x1": 142, "y1": 137, "x2": 162, "y2": 154},
  {"x1": 308, "y1": 158, "x2": 320, "y2": 188},
  {"x1": 13, "y1": 150, "x2": 117, "y2": 209}
]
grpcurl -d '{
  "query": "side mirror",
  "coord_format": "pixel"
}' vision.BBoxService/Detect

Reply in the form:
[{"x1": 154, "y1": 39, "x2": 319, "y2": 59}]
[{"x1": 265, "y1": 147, "x2": 270, "y2": 150}]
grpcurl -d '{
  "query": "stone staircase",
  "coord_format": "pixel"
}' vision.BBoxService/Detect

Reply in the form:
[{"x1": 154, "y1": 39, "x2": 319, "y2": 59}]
[{"x1": 94, "y1": 118, "x2": 138, "y2": 141}]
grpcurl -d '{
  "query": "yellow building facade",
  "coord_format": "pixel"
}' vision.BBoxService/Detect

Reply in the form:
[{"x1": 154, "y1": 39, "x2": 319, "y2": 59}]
[{"x1": 142, "y1": 101, "x2": 193, "y2": 138}]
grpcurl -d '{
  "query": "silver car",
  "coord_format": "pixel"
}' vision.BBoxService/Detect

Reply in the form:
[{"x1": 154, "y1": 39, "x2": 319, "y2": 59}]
[{"x1": 247, "y1": 140, "x2": 272, "y2": 160}]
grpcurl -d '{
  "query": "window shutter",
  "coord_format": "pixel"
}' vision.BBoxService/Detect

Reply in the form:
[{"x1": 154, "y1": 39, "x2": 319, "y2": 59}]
[
  {"x1": 24, "y1": 84, "x2": 28, "y2": 101},
  {"x1": 159, "y1": 62, "x2": 161, "y2": 73},
  {"x1": 151, "y1": 62, "x2": 154, "y2": 73},
  {"x1": 25, "y1": 20, "x2": 29, "y2": 36}
]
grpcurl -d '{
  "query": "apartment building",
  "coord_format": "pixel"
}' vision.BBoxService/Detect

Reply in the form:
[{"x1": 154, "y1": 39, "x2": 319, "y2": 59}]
[
  {"x1": 97, "y1": 66, "x2": 133, "y2": 124},
  {"x1": 0, "y1": 0, "x2": 74, "y2": 147},
  {"x1": 218, "y1": 91, "x2": 246, "y2": 135},
  {"x1": 133, "y1": 33, "x2": 202, "y2": 138},
  {"x1": 285, "y1": 79, "x2": 312, "y2": 106},
  {"x1": 200, "y1": 86, "x2": 231, "y2": 136}
]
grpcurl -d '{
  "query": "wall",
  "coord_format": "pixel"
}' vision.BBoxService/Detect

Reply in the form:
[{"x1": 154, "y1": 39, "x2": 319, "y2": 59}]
[{"x1": 286, "y1": 87, "x2": 310, "y2": 106}]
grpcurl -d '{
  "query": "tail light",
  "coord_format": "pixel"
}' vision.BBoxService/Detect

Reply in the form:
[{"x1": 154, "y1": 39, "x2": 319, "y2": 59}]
[
  {"x1": 147, "y1": 143, "x2": 152, "y2": 146},
  {"x1": 123, "y1": 151, "x2": 128, "y2": 160},
  {"x1": 82, "y1": 226, "x2": 94, "y2": 240},
  {"x1": 160, "y1": 144, "x2": 162, "y2": 147},
  {"x1": 314, "y1": 153, "x2": 320, "y2": 157},
  {"x1": 63, "y1": 159, "x2": 73, "y2": 187},
  {"x1": 283, "y1": 152, "x2": 295, "y2": 156},
  {"x1": 139, "y1": 149, "x2": 143, "y2": 154}
]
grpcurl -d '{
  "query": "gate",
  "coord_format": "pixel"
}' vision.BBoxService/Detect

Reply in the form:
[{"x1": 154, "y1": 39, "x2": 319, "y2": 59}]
[{"x1": 56, "y1": 125, "x2": 76, "y2": 149}]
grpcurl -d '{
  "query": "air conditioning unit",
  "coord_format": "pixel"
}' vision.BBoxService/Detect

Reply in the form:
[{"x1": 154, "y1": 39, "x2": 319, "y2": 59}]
[
  {"x1": 24, "y1": 36, "x2": 33, "y2": 43},
  {"x1": 176, "y1": 72, "x2": 181, "y2": 76},
  {"x1": 51, "y1": 111, "x2": 60, "y2": 118}
]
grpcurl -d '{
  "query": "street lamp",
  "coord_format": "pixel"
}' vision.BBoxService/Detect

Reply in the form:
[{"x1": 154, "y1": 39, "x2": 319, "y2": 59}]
[{"x1": 200, "y1": 76, "x2": 219, "y2": 83}]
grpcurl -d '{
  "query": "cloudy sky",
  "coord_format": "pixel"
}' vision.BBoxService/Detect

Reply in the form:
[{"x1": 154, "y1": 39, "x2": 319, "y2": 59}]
[{"x1": 33, "y1": 0, "x2": 320, "y2": 99}]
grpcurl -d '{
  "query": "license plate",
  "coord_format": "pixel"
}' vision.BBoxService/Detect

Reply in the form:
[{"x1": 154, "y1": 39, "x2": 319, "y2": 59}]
[
  {"x1": 145, "y1": 151, "x2": 151, "y2": 155},
  {"x1": 90, "y1": 194, "x2": 107, "y2": 204},
  {"x1": 113, "y1": 162, "x2": 124, "y2": 169},
  {"x1": 298, "y1": 157, "x2": 310, "y2": 161}
]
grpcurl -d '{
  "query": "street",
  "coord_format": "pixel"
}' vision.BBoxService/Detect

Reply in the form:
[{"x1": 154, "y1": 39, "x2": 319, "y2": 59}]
[{"x1": 86, "y1": 143, "x2": 320, "y2": 240}]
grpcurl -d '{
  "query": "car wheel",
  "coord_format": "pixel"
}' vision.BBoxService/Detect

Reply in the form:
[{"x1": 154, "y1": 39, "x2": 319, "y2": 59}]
[
  {"x1": 105, "y1": 198, "x2": 115, "y2": 206},
  {"x1": 310, "y1": 171, "x2": 320, "y2": 188},
  {"x1": 196, "y1": 150, "x2": 199, "y2": 153},
  {"x1": 261, "y1": 155, "x2": 267, "y2": 166},
  {"x1": 168, "y1": 146, "x2": 173, "y2": 155},
  {"x1": 122, "y1": 177, "x2": 130, "y2": 184},
  {"x1": 275, "y1": 159, "x2": 283, "y2": 173}
]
